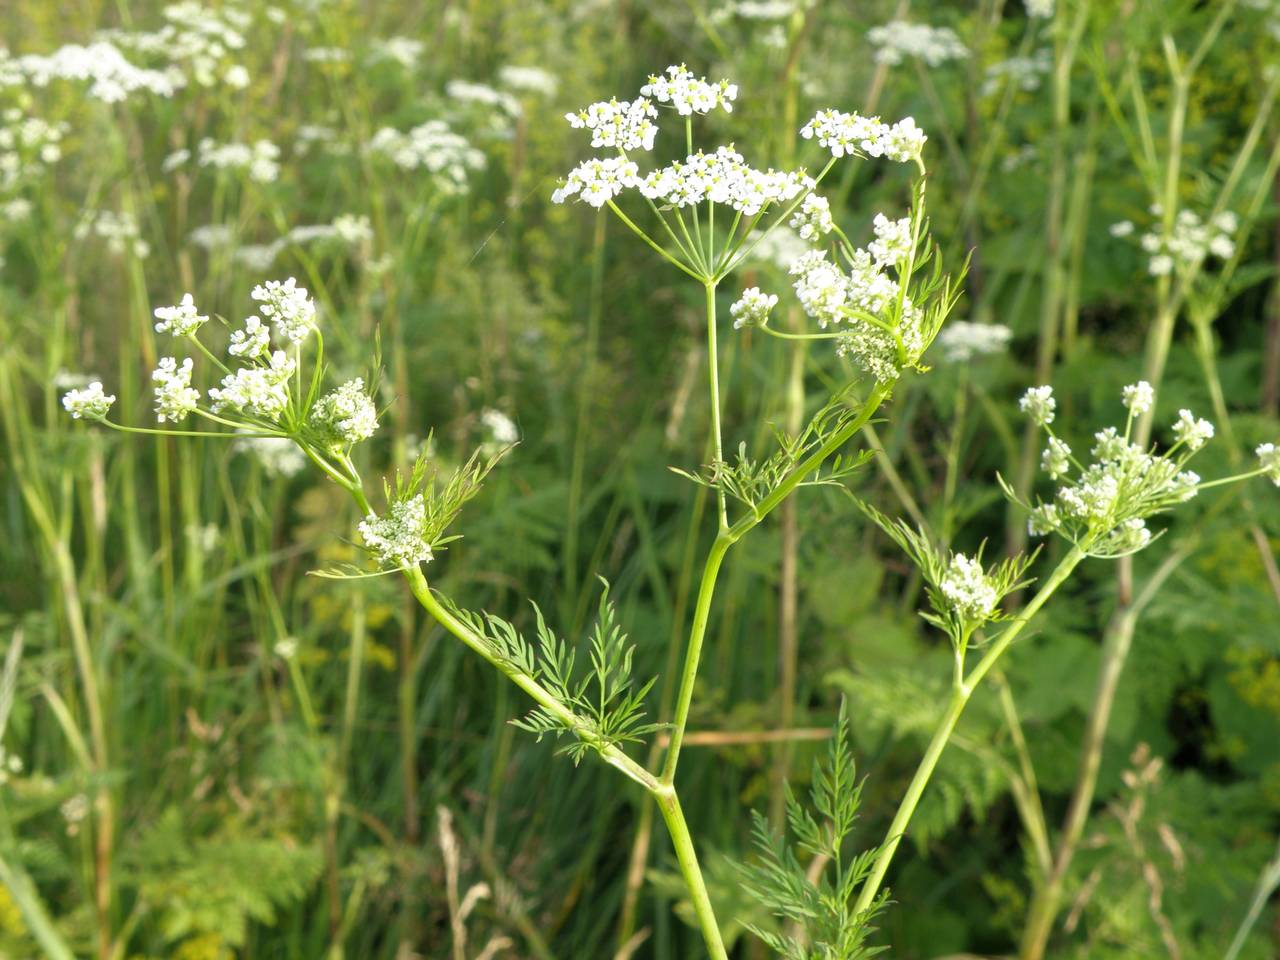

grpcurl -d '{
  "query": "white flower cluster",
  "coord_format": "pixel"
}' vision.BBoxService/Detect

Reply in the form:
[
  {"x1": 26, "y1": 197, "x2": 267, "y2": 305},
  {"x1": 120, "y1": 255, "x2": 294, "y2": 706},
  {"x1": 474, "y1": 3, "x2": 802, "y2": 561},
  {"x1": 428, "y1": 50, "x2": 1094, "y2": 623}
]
[
  {"x1": 4, "y1": 41, "x2": 177, "y2": 102},
  {"x1": 788, "y1": 221, "x2": 923, "y2": 382},
  {"x1": 209, "y1": 350, "x2": 295, "y2": 419},
  {"x1": 939, "y1": 554, "x2": 998, "y2": 622},
  {"x1": 498, "y1": 65, "x2": 558, "y2": 97},
  {"x1": 358, "y1": 496, "x2": 434, "y2": 568},
  {"x1": 72, "y1": 210, "x2": 150, "y2": 259},
  {"x1": 640, "y1": 64, "x2": 738, "y2": 115},
  {"x1": 1019, "y1": 385, "x2": 1056, "y2": 425},
  {"x1": 152, "y1": 356, "x2": 200, "y2": 423},
  {"x1": 565, "y1": 97, "x2": 658, "y2": 152},
  {"x1": 982, "y1": 49, "x2": 1051, "y2": 97},
  {"x1": 1126, "y1": 209, "x2": 1238, "y2": 277},
  {"x1": 935, "y1": 321, "x2": 1011, "y2": 363},
  {"x1": 369, "y1": 36, "x2": 425, "y2": 70},
  {"x1": 1171, "y1": 408, "x2": 1214, "y2": 451},
  {"x1": 551, "y1": 157, "x2": 640, "y2": 208},
  {"x1": 790, "y1": 193, "x2": 833, "y2": 241},
  {"x1": 1021, "y1": 384, "x2": 1211, "y2": 556},
  {"x1": 867, "y1": 21, "x2": 968, "y2": 68},
  {"x1": 195, "y1": 138, "x2": 281, "y2": 184},
  {"x1": 102, "y1": 1, "x2": 250, "y2": 89},
  {"x1": 1025, "y1": 0, "x2": 1055, "y2": 17},
  {"x1": 868, "y1": 213, "x2": 912, "y2": 268},
  {"x1": 366, "y1": 120, "x2": 486, "y2": 194},
  {"x1": 312, "y1": 378, "x2": 378, "y2": 446},
  {"x1": 235, "y1": 435, "x2": 307, "y2": 477},
  {"x1": 62, "y1": 381, "x2": 116, "y2": 420},
  {"x1": 638, "y1": 147, "x2": 812, "y2": 216},
  {"x1": 0, "y1": 109, "x2": 68, "y2": 191},
  {"x1": 446, "y1": 79, "x2": 521, "y2": 117},
  {"x1": 153, "y1": 293, "x2": 208, "y2": 336},
  {"x1": 1122, "y1": 380, "x2": 1155, "y2": 416},
  {"x1": 251, "y1": 277, "x2": 317, "y2": 344},
  {"x1": 229, "y1": 315, "x2": 270, "y2": 358},
  {"x1": 800, "y1": 110, "x2": 926, "y2": 162},
  {"x1": 730, "y1": 287, "x2": 778, "y2": 329},
  {"x1": 1257, "y1": 443, "x2": 1280, "y2": 486}
]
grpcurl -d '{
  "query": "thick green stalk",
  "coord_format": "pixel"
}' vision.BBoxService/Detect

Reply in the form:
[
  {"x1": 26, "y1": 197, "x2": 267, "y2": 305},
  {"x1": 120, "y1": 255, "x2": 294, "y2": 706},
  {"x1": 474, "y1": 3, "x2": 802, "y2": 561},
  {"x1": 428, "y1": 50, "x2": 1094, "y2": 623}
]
[
  {"x1": 854, "y1": 546, "x2": 1086, "y2": 915},
  {"x1": 654, "y1": 787, "x2": 730, "y2": 960}
]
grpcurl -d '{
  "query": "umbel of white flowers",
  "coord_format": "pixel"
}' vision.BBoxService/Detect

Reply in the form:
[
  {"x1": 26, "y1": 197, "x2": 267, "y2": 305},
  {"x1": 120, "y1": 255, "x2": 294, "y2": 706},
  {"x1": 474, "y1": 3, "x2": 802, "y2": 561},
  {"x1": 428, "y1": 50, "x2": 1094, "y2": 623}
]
[
  {"x1": 1013, "y1": 382, "x2": 1229, "y2": 557},
  {"x1": 63, "y1": 281, "x2": 374, "y2": 438}
]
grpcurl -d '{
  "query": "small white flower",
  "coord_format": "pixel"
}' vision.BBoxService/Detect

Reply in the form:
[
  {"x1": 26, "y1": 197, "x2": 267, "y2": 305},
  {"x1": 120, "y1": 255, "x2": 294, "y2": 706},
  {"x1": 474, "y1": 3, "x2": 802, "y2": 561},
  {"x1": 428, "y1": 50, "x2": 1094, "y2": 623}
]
[
  {"x1": 869, "y1": 213, "x2": 913, "y2": 268},
  {"x1": 1109, "y1": 220, "x2": 1134, "y2": 238},
  {"x1": 1027, "y1": 503, "x2": 1061, "y2": 536},
  {"x1": 1171, "y1": 409, "x2": 1214, "y2": 451},
  {"x1": 565, "y1": 97, "x2": 658, "y2": 151},
  {"x1": 153, "y1": 293, "x2": 208, "y2": 336},
  {"x1": 1122, "y1": 380, "x2": 1154, "y2": 416},
  {"x1": 251, "y1": 277, "x2": 316, "y2": 344},
  {"x1": 640, "y1": 64, "x2": 737, "y2": 116},
  {"x1": 228, "y1": 315, "x2": 271, "y2": 358},
  {"x1": 481, "y1": 408, "x2": 519, "y2": 445},
  {"x1": 1019, "y1": 385, "x2": 1056, "y2": 426},
  {"x1": 274, "y1": 637, "x2": 298, "y2": 660},
  {"x1": 867, "y1": 21, "x2": 968, "y2": 67},
  {"x1": 62, "y1": 381, "x2": 116, "y2": 420},
  {"x1": 1025, "y1": 0, "x2": 1055, "y2": 17},
  {"x1": 152, "y1": 356, "x2": 200, "y2": 423},
  {"x1": 1148, "y1": 254, "x2": 1174, "y2": 277},
  {"x1": 209, "y1": 350, "x2": 295, "y2": 419},
  {"x1": 1256, "y1": 442, "x2": 1280, "y2": 485},
  {"x1": 935, "y1": 322, "x2": 1011, "y2": 362},
  {"x1": 1208, "y1": 233, "x2": 1235, "y2": 259},
  {"x1": 730, "y1": 287, "x2": 778, "y2": 329},
  {"x1": 1041, "y1": 436, "x2": 1072, "y2": 478},
  {"x1": 552, "y1": 156, "x2": 640, "y2": 208},
  {"x1": 789, "y1": 193, "x2": 833, "y2": 241},
  {"x1": 358, "y1": 496, "x2": 434, "y2": 568},
  {"x1": 312, "y1": 378, "x2": 378, "y2": 445},
  {"x1": 939, "y1": 554, "x2": 998, "y2": 622}
]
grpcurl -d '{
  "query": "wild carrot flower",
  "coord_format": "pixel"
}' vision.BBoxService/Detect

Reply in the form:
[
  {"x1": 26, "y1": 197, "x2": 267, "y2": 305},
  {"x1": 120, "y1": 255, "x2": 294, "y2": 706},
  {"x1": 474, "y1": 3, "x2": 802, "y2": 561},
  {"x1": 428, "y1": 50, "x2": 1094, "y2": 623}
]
[
  {"x1": 312, "y1": 378, "x2": 378, "y2": 446},
  {"x1": 251, "y1": 277, "x2": 316, "y2": 344},
  {"x1": 228, "y1": 315, "x2": 270, "y2": 359},
  {"x1": 152, "y1": 357, "x2": 200, "y2": 423},
  {"x1": 640, "y1": 64, "x2": 738, "y2": 115},
  {"x1": 866, "y1": 21, "x2": 968, "y2": 67},
  {"x1": 358, "y1": 497, "x2": 434, "y2": 568},
  {"x1": 730, "y1": 287, "x2": 778, "y2": 329},
  {"x1": 939, "y1": 554, "x2": 999, "y2": 622},
  {"x1": 790, "y1": 193, "x2": 833, "y2": 241},
  {"x1": 552, "y1": 157, "x2": 639, "y2": 207},
  {"x1": 935, "y1": 322, "x2": 1011, "y2": 362},
  {"x1": 1122, "y1": 380, "x2": 1154, "y2": 416},
  {"x1": 62, "y1": 381, "x2": 115, "y2": 420},
  {"x1": 153, "y1": 293, "x2": 208, "y2": 336},
  {"x1": 1019, "y1": 385, "x2": 1056, "y2": 426},
  {"x1": 565, "y1": 97, "x2": 658, "y2": 151},
  {"x1": 1171, "y1": 409, "x2": 1214, "y2": 451},
  {"x1": 208, "y1": 351, "x2": 295, "y2": 419}
]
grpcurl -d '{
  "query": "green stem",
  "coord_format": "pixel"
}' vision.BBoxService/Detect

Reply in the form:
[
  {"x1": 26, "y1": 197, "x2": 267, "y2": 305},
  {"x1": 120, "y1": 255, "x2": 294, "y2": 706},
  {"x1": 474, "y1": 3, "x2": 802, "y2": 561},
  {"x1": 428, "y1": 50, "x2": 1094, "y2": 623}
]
[
  {"x1": 655, "y1": 788, "x2": 730, "y2": 960},
  {"x1": 854, "y1": 545, "x2": 1086, "y2": 915},
  {"x1": 705, "y1": 281, "x2": 728, "y2": 531}
]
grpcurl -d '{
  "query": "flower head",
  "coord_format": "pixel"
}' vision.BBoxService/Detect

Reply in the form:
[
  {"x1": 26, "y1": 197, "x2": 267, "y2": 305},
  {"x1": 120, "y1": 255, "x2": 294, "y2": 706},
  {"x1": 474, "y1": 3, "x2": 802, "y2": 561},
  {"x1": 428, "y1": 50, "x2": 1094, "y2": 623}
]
[
  {"x1": 565, "y1": 97, "x2": 658, "y2": 151},
  {"x1": 1019, "y1": 385, "x2": 1056, "y2": 426},
  {"x1": 1122, "y1": 381, "x2": 1154, "y2": 416},
  {"x1": 935, "y1": 321, "x2": 1011, "y2": 362},
  {"x1": 228, "y1": 315, "x2": 270, "y2": 358},
  {"x1": 551, "y1": 156, "x2": 639, "y2": 208},
  {"x1": 251, "y1": 277, "x2": 316, "y2": 344},
  {"x1": 209, "y1": 350, "x2": 295, "y2": 419},
  {"x1": 152, "y1": 356, "x2": 200, "y2": 423},
  {"x1": 1171, "y1": 409, "x2": 1214, "y2": 451},
  {"x1": 358, "y1": 496, "x2": 433, "y2": 568},
  {"x1": 640, "y1": 64, "x2": 737, "y2": 116},
  {"x1": 789, "y1": 193, "x2": 833, "y2": 241},
  {"x1": 312, "y1": 377, "x2": 378, "y2": 446},
  {"x1": 153, "y1": 293, "x2": 207, "y2": 336},
  {"x1": 939, "y1": 553, "x2": 998, "y2": 622},
  {"x1": 62, "y1": 381, "x2": 115, "y2": 420},
  {"x1": 730, "y1": 287, "x2": 778, "y2": 329}
]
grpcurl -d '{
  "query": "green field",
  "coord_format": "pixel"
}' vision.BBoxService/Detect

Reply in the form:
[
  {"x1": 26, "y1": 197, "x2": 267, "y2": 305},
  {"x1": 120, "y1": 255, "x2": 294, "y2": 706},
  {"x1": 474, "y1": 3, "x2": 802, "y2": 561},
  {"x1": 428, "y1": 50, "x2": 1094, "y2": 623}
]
[{"x1": 2, "y1": 2, "x2": 1279, "y2": 958}]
